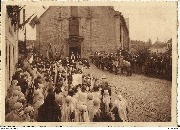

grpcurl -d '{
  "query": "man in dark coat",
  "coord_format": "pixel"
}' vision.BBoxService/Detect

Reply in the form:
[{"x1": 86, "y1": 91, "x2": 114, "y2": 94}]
[
  {"x1": 37, "y1": 93, "x2": 61, "y2": 122},
  {"x1": 18, "y1": 74, "x2": 28, "y2": 95}
]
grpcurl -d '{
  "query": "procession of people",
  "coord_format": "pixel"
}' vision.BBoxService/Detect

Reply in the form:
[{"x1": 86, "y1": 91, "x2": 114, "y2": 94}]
[
  {"x1": 91, "y1": 48, "x2": 172, "y2": 80},
  {"x1": 5, "y1": 53, "x2": 129, "y2": 122}
]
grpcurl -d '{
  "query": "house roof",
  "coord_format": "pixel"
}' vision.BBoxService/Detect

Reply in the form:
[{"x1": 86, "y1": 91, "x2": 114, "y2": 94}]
[{"x1": 151, "y1": 41, "x2": 166, "y2": 49}]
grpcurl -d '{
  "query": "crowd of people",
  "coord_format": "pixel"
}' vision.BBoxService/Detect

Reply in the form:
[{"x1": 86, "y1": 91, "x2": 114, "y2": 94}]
[
  {"x1": 92, "y1": 50, "x2": 132, "y2": 76},
  {"x1": 91, "y1": 48, "x2": 172, "y2": 80},
  {"x1": 5, "y1": 53, "x2": 129, "y2": 122}
]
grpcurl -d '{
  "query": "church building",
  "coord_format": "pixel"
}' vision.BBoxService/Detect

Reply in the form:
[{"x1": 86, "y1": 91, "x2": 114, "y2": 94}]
[{"x1": 35, "y1": 6, "x2": 130, "y2": 59}]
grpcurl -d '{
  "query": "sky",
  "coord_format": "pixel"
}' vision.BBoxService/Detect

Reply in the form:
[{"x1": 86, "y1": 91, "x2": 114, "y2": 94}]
[
  {"x1": 19, "y1": 2, "x2": 177, "y2": 44},
  {"x1": 114, "y1": 2, "x2": 177, "y2": 43},
  {"x1": 19, "y1": 5, "x2": 49, "y2": 41}
]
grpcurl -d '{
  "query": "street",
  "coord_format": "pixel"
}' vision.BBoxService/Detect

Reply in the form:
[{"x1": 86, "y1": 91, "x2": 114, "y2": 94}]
[{"x1": 81, "y1": 63, "x2": 172, "y2": 122}]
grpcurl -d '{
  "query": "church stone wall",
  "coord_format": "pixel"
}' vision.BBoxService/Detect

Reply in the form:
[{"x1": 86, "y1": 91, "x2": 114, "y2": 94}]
[
  {"x1": 36, "y1": 6, "x2": 71, "y2": 58},
  {"x1": 36, "y1": 6, "x2": 129, "y2": 59},
  {"x1": 78, "y1": 6, "x2": 117, "y2": 58}
]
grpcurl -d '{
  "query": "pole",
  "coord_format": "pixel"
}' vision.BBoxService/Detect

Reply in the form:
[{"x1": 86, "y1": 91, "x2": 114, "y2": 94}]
[
  {"x1": 23, "y1": 9, "x2": 25, "y2": 23},
  {"x1": 25, "y1": 26, "x2": 26, "y2": 49},
  {"x1": 39, "y1": 31, "x2": 40, "y2": 56}
]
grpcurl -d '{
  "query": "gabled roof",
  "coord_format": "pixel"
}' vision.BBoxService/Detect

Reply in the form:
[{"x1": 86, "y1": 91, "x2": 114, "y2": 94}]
[{"x1": 38, "y1": 7, "x2": 51, "y2": 21}]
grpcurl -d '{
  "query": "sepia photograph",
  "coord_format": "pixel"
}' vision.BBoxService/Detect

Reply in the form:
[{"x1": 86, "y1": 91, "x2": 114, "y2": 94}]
[{"x1": 1, "y1": 1, "x2": 178, "y2": 126}]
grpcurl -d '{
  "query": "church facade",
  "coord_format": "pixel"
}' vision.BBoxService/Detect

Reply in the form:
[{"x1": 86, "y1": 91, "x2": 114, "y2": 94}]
[{"x1": 36, "y1": 6, "x2": 130, "y2": 59}]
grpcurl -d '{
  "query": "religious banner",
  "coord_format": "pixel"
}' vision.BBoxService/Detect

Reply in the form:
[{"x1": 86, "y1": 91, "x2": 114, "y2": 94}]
[{"x1": 72, "y1": 74, "x2": 82, "y2": 86}]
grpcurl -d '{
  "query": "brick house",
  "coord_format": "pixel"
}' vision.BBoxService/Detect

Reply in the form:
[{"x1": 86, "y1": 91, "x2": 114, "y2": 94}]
[{"x1": 36, "y1": 6, "x2": 130, "y2": 59}]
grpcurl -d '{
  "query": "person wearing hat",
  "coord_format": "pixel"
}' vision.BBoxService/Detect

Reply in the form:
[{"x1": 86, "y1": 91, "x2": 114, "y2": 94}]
[
  {"x1": 5, "y1": 102, "x2": 24, "y2": 122},
  {"x1": 22, "y1": 106, "x2": 35, "y2": 122},
  {"x1": 101, "y1": 81, "x2": 111, "y2": 96}
]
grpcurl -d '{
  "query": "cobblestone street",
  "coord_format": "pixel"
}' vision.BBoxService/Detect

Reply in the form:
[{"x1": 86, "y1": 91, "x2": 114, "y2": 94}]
[{"x1": 81, "y1": 63, "x2": 172, "y2": 122}]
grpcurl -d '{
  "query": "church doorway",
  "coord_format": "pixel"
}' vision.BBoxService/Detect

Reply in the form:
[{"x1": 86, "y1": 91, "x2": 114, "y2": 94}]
[{"x1": 69, "y1": 45, "x2": 81, "y2": 60}]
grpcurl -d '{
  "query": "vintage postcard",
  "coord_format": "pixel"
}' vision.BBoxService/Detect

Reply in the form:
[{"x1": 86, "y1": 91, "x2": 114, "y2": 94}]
[{"x1": 0, "y1": 0, "x2": 178, "y2": 127}]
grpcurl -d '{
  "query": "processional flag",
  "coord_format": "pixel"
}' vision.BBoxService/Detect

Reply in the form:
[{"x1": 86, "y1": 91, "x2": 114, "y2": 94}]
[
  {"x1": 19, "y1": 13, "x2": 35, "y2": 30},
  {"x1": 29, "y1": 15, "x2": 40, "y2": 29}
]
